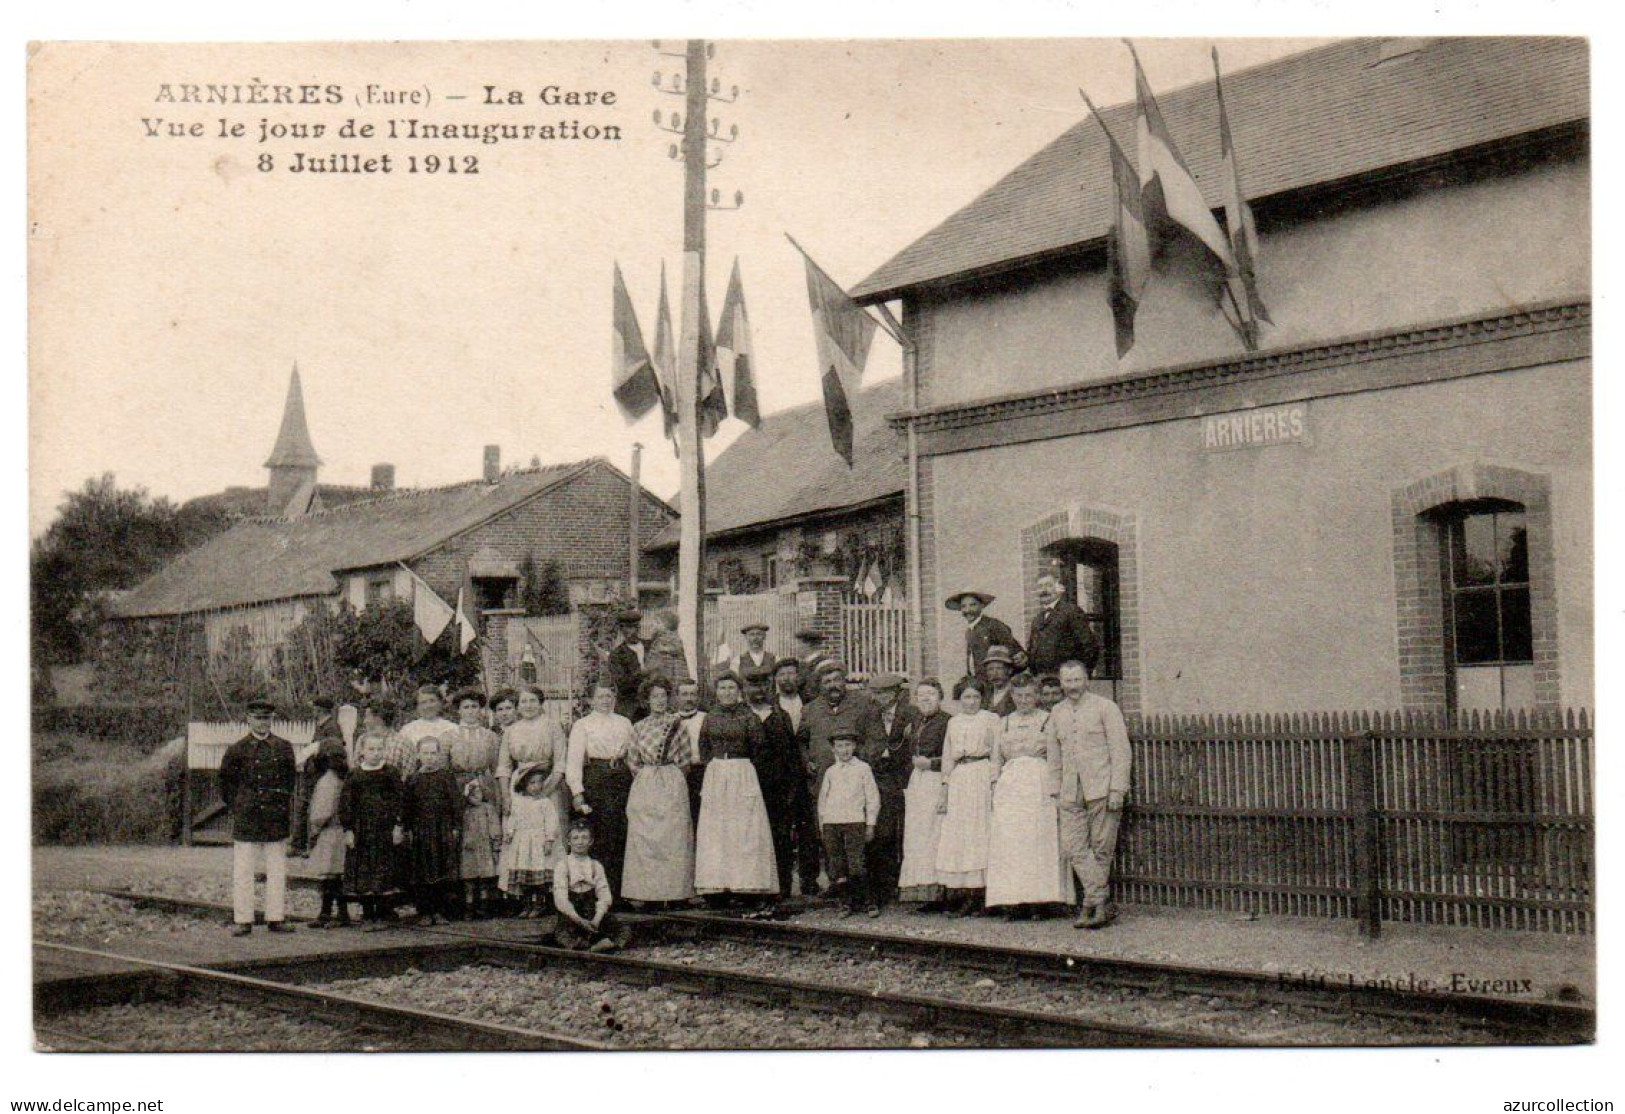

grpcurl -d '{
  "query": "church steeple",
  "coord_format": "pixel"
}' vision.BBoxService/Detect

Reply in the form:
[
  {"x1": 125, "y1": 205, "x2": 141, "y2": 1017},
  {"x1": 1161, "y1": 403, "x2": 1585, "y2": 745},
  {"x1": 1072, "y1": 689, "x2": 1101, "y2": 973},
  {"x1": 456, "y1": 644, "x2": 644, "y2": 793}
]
[{"x1": 265, "y1": 364, "x2": 321, "y2": 515}]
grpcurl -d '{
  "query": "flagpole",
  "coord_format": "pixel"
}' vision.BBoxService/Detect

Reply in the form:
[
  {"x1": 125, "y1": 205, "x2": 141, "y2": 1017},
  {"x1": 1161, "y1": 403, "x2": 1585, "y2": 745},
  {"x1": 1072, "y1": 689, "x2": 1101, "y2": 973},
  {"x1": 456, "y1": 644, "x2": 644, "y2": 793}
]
[{"x1": 675, "y1": 39, "x2": 709, "y2": 687}]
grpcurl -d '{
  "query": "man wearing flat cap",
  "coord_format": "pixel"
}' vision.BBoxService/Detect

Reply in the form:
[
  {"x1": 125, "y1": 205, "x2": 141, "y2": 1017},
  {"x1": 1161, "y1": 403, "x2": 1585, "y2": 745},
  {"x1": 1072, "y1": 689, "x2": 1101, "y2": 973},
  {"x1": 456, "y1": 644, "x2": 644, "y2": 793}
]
[
  {"x1": 792, "y1": 629, "x2": 834, "y2": 701},
  {"x1": 945, "y1": 590, "x2": 1025, "y2": 685},
  {"x1": 606, "y1": 609, "x2": 647, "y2": 721},
  {"x1": 730, "y1": 622, "x2": 776, "y2": 680},
  {"x1": 218, "y1": 696, "x2": 298, "y2": 936},
  {"x1": 864, "y1": 672, "x2": 917, "y2": 906}
]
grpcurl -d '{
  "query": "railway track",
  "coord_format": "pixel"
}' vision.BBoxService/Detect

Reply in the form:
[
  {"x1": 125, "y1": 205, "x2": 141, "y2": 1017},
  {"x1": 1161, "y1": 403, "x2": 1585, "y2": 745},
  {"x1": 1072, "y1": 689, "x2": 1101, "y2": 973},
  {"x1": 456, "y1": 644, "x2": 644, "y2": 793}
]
[
  {"x1": 53, "y1": 888, "x2": 1592, "y2": 1047},
  {"x1": 34, "y1": 941, "x2": 610, "y2": 1052},
  {"x1": 63, "y1": 889, "x2": 1230, "y2": 1047},
  {"x1": 632, "y1": 910, "x2": 1594, "y2": 1044}
]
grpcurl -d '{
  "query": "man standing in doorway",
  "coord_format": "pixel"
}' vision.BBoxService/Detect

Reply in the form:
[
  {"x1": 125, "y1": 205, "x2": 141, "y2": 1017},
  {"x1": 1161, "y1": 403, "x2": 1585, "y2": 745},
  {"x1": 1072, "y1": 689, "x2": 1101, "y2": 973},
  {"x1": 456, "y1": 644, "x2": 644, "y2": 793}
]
[
  {"x1": 1045, "y1": 660, "x2": 1130, "y2": 929},
  {"x1": 946, "y1": 590, "x2": 1025, "y2": 684},
  {"x1": 219, "y1": 695, "x2": 298, "y2": 936},
  {"x1": 1026, "y1": 574, "x2": 1101, "y2": 679}
]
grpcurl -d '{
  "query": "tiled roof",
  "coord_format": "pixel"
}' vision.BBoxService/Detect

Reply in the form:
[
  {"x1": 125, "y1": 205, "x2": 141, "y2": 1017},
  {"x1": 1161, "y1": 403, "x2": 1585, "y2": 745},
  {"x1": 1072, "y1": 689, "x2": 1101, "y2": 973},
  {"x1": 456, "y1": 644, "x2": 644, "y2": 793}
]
[
  {"x1": 181, "y1": 483, "x2": 381, "y2": 520},
  {"x1": 646, "y1": 377, "x2": 906, "y2": 550},
  {"x1": 114, "y1": 460, "x2": 598, "y2": 618},
  {"x1": 852, "y1": 37, "x2": 1587, "y2": 301}
]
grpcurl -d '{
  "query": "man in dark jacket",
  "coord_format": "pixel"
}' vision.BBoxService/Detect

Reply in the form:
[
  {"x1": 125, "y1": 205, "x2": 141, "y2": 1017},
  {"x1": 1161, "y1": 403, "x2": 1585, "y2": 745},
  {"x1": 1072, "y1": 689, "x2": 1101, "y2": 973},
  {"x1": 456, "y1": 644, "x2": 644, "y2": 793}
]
[
  {"x1": 946, "y1": 590, "x2": 1025, "y2": 683},
  {"x1": 606, "y1": 610, "x2": 647, "y2": 720},
  {"x1": 745, "y1": 668, "x2": 800, "y2": 900},
  {"x1": 218, "y1": 695, "x2": 298, "y2": 936},
  {"x1": 1025, "y1": 574, "x2": 1103, "y2": 678},
  {"x1": 863, "y1": 673, "x2": 918, "y2": 907}
]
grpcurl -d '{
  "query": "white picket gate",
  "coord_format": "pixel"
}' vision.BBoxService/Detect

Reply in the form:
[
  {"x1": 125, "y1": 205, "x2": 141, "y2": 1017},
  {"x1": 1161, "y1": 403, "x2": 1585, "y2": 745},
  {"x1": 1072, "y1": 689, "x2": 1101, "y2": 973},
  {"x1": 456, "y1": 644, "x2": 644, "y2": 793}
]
[{"x1": 840, "y1": 600, "x2": 910, "y2": 682}]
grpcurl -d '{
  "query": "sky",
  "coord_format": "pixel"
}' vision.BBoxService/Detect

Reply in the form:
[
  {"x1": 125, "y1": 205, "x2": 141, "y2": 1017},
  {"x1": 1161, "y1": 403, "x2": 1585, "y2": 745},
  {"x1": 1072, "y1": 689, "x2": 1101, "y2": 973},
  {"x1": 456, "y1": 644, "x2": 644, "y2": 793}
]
[{"x1": 28, "y1": 38, "x2": 1331, "y2": 535}]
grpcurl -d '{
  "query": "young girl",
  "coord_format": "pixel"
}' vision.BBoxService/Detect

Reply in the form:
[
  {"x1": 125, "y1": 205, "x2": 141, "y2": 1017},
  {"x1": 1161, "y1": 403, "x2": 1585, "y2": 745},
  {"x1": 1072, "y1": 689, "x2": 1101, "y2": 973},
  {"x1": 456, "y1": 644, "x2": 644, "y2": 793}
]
[
  {"x1": 936, "y1": 677, "x2": 1001, "y2": 917},
  {"x1": 460, "y1": 779, "x2": 500, "y2": 918},
  {"x1": 500, "y1": 762, "x2": 561, "y2": 917},
  {"x1": 340, "y1": 734, "x2": 405, "y2": 931},
  {"x1": 305, "y1": 740, "x2": 351, "y2": 928},
  {"x1": 403, "y1": 737, "x2": 463, "y2": 926}
]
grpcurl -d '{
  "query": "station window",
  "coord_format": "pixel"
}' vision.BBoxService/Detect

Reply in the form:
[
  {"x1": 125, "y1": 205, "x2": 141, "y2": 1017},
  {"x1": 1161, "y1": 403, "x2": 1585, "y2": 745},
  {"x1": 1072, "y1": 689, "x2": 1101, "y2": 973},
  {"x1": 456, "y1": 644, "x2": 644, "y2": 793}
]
[
  {"x1": 1042, "y1": 538, "x2": 1122, "y2": 684},
  {"x1": 1437, "y1": 499, "x2": 1532, "y2": 712}
]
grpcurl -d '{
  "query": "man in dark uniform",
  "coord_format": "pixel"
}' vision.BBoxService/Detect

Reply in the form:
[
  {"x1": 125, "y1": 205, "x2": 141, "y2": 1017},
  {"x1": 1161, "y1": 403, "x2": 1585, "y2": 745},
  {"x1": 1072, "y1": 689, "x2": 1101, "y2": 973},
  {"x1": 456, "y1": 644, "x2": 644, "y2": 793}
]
[
  {"x1": 745, "y1": 668, "x2": 799, "y2": 900},
  {"x1": 793, "y1": 629, "x2": 834, "y2": 701},
  {"x1": 606, "y1": 609, "x2": 647, "y2": 721},
  {"x1": 219, "y1": 695, "x2": 299, "y2": 936},
  {"x1": 863, "y1": 673, "x2": 917, "y2": 908},
  {"x1": 945, "y1": 590, "x2": 1025, "y2": 683},
  {"x1": 1025, "y1": 574, "x2": 1103, "y2": 678}
]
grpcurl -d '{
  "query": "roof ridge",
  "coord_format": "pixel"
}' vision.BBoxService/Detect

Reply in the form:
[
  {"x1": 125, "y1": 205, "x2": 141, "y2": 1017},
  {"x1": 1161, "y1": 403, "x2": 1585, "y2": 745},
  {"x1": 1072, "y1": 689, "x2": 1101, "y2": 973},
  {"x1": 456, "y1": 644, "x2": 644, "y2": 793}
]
[{"x1": 232, "y1": 458, "x2": 591, "y2": 525}]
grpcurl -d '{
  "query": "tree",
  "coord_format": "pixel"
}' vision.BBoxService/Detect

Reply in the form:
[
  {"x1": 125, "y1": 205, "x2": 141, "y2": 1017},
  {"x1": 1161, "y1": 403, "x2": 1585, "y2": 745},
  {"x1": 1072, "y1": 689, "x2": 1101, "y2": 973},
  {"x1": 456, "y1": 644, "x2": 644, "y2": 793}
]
[
  {"x1": 520, "y1": 555, "x2": 573, "y2": 616},
  {"x1": 332, "y1": 600, "x2": 481, "y2": 698},
  {"x1": 32, "y1": 474, "x2": 233, "y2": 664}
]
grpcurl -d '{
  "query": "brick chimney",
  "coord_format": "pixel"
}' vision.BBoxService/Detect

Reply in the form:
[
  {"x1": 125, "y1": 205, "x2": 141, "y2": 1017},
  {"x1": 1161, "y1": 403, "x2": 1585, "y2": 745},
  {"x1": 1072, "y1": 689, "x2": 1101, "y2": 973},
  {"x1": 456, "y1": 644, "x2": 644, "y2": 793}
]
[
  {"x1": 370, "y1": 463, "x2": 395, "y2": 491},
  {"x1": 483, "y1": 445, "x2": 501, "y2": 484}
]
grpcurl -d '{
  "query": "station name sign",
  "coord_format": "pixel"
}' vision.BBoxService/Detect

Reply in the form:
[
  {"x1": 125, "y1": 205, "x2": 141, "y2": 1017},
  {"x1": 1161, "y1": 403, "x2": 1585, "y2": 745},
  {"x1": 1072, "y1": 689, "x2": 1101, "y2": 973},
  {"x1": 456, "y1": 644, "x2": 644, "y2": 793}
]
[{"x1": 1202, "y1": 403, "x2": 1309, "y2": 451}]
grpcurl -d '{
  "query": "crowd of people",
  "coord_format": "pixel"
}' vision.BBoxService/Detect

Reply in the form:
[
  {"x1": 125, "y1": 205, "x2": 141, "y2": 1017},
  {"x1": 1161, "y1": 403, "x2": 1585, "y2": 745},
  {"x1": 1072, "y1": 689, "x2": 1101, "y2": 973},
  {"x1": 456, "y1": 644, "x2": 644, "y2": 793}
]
[{"x1": 217, "y1": 575, "x2": 1132, "y2": 947}]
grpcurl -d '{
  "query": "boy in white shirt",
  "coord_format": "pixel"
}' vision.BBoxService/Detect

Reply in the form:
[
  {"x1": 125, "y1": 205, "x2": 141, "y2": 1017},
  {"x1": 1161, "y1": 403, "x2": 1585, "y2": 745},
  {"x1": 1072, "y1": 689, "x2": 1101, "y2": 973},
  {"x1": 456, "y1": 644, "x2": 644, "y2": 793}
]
[
  {"x1": 552, "y1": 823, "x2": 632, "y2": 952},
  {"x1": 817, "y1": 728, "x2": 881, "y2": 918}
]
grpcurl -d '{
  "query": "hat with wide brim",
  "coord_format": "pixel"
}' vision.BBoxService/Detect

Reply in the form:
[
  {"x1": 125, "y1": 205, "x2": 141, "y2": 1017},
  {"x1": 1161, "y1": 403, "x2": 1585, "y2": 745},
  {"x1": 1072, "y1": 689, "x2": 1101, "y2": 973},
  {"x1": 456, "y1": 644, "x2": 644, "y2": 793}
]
[
  {"x1": 944, "y1": 590, "x2": 995, "y2": 611},
  {"x1": 510, "y1": 761, "x2": 549, "y2": 794}
]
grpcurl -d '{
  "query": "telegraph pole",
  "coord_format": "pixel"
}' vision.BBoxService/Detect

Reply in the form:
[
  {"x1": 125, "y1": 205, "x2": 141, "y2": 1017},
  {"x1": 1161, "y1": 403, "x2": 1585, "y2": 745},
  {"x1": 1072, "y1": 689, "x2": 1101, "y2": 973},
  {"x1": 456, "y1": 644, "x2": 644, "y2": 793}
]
[
  {"x1": 675, "y1": 39, "x2": 709, "y2": 683},
  {"x1": 652, "y1": 39, "x2": 742, "y2": 684}
]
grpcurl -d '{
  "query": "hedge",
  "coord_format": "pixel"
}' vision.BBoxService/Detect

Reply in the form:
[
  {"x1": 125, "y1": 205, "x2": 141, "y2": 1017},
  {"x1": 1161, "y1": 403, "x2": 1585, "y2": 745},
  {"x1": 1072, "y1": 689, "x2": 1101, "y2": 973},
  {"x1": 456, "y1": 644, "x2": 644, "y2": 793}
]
[{"x1": 31, "y1": 705, "x2": 185, "y2": 751}]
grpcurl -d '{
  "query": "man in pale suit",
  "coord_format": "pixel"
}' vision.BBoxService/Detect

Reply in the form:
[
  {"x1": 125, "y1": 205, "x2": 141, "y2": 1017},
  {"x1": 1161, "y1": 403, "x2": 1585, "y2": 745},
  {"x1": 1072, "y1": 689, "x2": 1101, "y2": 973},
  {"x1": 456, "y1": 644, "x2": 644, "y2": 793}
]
[{"x1": 1045, "y1": 659, "x2": 1131, "y2": 929}]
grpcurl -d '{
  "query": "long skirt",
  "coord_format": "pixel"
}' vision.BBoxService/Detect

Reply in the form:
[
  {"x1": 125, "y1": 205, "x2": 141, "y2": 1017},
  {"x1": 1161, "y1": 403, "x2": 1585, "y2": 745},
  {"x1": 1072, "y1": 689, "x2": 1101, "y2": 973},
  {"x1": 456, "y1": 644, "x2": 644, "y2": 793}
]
[
  {"x1": 986, "y1": 756, "x2": 1075, "y2": 907},
  {"x1": 580, "y1": 761, "x2": 632, "y2": 894},
  {"x1": 693, "y1": 759, "x2": 779, "y2": 895},
  {"x1": 935, "y1": 759, "x2": 992, "y2": 889},
  {"x1": 623, "y1": 764, "x2": 696, "y2": 902},
  {"x1": 498, "y1": 825, "x2": 557, "y2": 893},
  {"x1": 897, "y1": 767, "x2": 946, "y2": 902}
]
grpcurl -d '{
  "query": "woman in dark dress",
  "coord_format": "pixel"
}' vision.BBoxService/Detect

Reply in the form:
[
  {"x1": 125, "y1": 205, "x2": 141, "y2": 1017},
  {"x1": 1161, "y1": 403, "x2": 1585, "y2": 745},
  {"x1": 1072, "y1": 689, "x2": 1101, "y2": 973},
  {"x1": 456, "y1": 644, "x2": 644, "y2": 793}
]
[
  {"x1": 340, "y1": 733, "x2": 406, "y2": 930},
  {"x1": 693, "y1": 673, "x2": 779, "y2": 908},
  {"x1": 899, "y1": 678, "x2": 952, "y2": 911},
  {"x1": 403, "y1": 737, "x2": 463, "y2": 925}
]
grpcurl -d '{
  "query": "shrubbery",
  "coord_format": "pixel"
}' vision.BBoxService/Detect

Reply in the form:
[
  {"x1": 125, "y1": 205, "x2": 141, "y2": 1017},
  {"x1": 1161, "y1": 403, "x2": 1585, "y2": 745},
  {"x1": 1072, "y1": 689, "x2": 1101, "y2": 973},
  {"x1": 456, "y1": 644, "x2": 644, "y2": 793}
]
[{"x1": 32, "y1": 733, "x2": 185, "y2": 845}]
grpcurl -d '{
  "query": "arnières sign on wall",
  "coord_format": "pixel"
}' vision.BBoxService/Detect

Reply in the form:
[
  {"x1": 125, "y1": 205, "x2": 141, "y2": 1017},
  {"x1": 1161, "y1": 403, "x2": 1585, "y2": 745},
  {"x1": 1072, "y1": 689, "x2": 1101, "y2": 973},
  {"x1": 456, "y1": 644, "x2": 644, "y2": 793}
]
[{"x1": 1201, "y1": 403, "x2": 1309, "y2": 452}]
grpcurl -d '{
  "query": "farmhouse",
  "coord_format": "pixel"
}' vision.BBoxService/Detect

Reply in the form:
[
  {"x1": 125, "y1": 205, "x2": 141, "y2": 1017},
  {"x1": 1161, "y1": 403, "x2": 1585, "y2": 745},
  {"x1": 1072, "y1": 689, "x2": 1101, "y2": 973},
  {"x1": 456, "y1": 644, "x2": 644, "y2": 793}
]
[{"x1": 108, "y1": 368, "x2": 675, "y2": 684}]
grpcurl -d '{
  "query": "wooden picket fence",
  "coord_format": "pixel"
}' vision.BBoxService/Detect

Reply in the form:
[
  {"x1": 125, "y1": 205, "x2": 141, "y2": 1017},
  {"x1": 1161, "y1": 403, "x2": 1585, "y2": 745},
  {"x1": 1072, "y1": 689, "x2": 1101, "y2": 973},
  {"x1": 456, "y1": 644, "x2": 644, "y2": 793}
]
[
  {"x1": 840, "y1": 599, "x2": 909, "y2": 682},
  {"x1": 1117, "y1": 708, "x2": 1593, "y2": 935}
]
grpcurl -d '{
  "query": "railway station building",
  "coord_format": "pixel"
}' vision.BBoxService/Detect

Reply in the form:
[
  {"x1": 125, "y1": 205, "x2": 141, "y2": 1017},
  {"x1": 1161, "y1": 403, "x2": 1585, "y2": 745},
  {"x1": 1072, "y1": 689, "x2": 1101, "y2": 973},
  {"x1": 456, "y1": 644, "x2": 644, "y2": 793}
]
[{"x1": 855, "y1": 37, "x2": 1590, "y2": 717}]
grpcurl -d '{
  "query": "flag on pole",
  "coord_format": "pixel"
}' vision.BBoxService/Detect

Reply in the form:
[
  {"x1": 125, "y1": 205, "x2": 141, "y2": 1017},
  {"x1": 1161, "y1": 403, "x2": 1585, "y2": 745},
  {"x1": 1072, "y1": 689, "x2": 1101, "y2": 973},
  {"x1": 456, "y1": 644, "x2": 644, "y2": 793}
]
[
  {"x1": 611, "y1": 263, "x2": 661, "y2": 422},
  {"x1": 1127, "y1": 42, "x2": 1237, "y2": 273},
  {"x1": 454, "y1": 584, "x2": 478, "y2": 654},
  {"x1": 716, "y1": 259, "x2": 760, "y2": 428},
  {"x1": 792, "y1": 238, "x2": 877, "y2": 466},
  {"x1": 652, "y1": 264, "x2": 680, "y2": 449},
  {"x1": 1213, "y1": 47, "x2": 1271, "y2": 343},
  {"x1": 404, "y1": 565, "x2": 455, "y2": 646},
  {"x1": 697, "y1": 276, "x2": 728, "y2": 438},
  {"x1": 1083, "y1": 91, "x2": 1152, "y2": 358}
]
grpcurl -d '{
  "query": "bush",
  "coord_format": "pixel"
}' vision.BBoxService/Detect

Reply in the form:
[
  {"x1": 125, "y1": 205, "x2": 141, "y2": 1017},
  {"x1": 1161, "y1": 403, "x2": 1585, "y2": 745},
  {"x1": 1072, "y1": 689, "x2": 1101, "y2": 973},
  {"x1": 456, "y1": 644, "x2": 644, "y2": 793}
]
[
  {"x1": 32, "y1": 732, "x2": 185, "y2": 845},
  {"x1": 31, "y1": 705, "x2": 184, "y2": 752}
]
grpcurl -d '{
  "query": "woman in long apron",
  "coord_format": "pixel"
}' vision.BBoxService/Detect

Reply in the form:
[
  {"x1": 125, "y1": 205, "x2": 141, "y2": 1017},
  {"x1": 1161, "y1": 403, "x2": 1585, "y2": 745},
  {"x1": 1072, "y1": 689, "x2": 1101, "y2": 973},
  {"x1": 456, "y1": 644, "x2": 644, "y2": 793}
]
[
  {"x1": 898, "y1": 678, "x2": 951, "y2": 911},
  {"x1": 986, "y1": 673, "x2": 1074, "y2": 917},
  {"x1": 623, "y1": 676, "x2": 696, "y2": 906},
  {"x1": 567, "y1": 683, "x2": 636, "y2": 894},
  {"x1": 693, "y1": 673, "x2": 779, "y2": 908},
  {"x1": 935, "y1": 677, "x2": 1000, "y2": 916}
]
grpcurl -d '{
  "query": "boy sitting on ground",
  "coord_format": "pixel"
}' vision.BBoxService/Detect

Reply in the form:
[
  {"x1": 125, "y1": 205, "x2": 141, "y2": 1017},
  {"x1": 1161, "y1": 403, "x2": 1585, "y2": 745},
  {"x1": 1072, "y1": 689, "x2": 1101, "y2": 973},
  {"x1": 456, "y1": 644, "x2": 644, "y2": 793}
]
[{"x1": 552, "y1": 822, "x2": 632, "y2": 953}]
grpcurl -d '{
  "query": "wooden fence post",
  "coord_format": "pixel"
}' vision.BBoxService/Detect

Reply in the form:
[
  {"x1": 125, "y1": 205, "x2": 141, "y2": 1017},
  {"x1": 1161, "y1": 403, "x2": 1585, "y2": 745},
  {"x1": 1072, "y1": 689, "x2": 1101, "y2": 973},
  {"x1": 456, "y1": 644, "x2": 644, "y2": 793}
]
[{"x1": 1347, "y1": 728, "x2": 1381, "y2": 938}]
